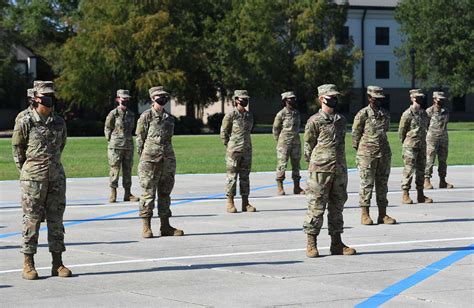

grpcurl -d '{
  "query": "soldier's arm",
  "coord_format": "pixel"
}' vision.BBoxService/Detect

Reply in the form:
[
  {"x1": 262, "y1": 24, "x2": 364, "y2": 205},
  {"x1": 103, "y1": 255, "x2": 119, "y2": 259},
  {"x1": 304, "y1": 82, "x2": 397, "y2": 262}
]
[
  {"x1": 303, "y1": 120, "x2": 318, "y2": 163},
  {"x1": 135, "y1": 113, "x2": 149, "y2": 155},
  {"x1": 220, "y1": 113, "x2": 232, "y2": 146},
  {"x1": 384, "y1": 111, "x2": 391, "y2": 132},
  {"x1": 398, "y1": 113, "x2": 410, "y2": 143},
  {"x1": 11, "y1": 120, "x2": 28, "y2": 171},
  {"x1": 272, "y1": 112, "x2": 283, "y2": 140},
  {"x1": 351, "y1": 111, "x2": 366, "y2": 150},
  {"x1": 104, "y1": 111, "x2": 115, "y2": 141}
]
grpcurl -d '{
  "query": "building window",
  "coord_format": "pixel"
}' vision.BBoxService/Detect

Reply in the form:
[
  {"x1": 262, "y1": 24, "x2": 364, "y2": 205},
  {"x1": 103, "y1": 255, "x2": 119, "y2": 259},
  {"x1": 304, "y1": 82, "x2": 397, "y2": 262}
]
[
  {"x1": 375, "y1": 61, "x2": 390, "y2": 79},
  {"x1": 376, "y1": 27, "x2": 389, "y2": 45},
  {"x1": 336, "y1": 26, "x2": 349, "y2": 45},
  {"x1": 452, "y1": 95, "x2": 466, "y2": 112},
  {"x1": 382, "y1": 94, "x2": 390, "y2": 111}
]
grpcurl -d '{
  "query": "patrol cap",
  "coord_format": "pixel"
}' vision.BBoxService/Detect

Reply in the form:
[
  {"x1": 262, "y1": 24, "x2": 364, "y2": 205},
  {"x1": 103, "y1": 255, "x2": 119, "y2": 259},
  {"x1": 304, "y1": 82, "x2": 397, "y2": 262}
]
[
  {"x1": 433, "y1": 91, "x2": 446, "y2": 100},
  {"x1": 367, "y1": 85, "x2": 385, "y2": 98},
  {"x1": 34, "y1": 80, "x2": 55, "y2": 95},
  {"x1": 233, "y1": 89, "x2": 250, "y2": 100},
  {"x1": 281, "y1": 91, "x2": 296, "y2": 100},
  {"x1": 317, "y1": 84, "x2": 340, "y2": 97},
  {"x1": 116, "y1": 89, "x2": 131, "y2": 98},
  {"x1": 409, "y1": 89, "x2": 425, "y2": 98},
  {"x1": 149, "y1": 86, "x2": 169, "y2": 97},
  {"x1": 27, "y1": 88, "x2": 35, "y2": 98}
]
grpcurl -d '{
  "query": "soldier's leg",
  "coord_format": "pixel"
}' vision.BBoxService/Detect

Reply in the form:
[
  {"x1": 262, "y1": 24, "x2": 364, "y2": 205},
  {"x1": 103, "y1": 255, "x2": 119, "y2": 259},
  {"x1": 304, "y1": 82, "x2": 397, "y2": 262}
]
[
  {"x1": 290, "y1": 142, "x2": 302, "y2": 182},
  {"x1": 45, "y1": 179, "x2": 66, "y2": 253},
  {"x1": 138, "y1": 161, "x2": 157, "y2": 218},
  {"x1": 327, "y1": 170, "x2": 347, "y2": 236},
  {"x1": 20, "y1": 181, "x2": 48, "y2": 255},
  {"x1": 415, "y1": 148, "x2": 425, "y2": 191},
  {"x1": 376, "y1": 155, "x2": 396, "y2": 224},
  {"x1": 239, "y1": 152, "x2": 256, "y2": 212},
  {"x1": 108, "y1": 148, "x2": 122, "y2": 189},
  {"x1": 157, "y1": 158, "x2": 176, "y2": 218},
  {"x1": 357, "y1": 156, "x2": 375, "y2": 225},
  {"x1": 276, "y1": 144, "x2": 289, "y2": 181},
  {"x1": 303, "y1": 172, "x2": 331, "y2": 236},
  {"x1": 438, "y1": 141, "x2": 448, "y2": 179},
  {"x1": 401, "y1": 147, "x2": 415, "y2": 190},
  {"x1": 424, "y1": 141, "x2": 437, "y2": 180},
  {"x1": 122, "y1": 149, "x2": 133, "y2": 189},
  {"x1": 225, "y1": 153, "x2": 239, "y2": 197}
]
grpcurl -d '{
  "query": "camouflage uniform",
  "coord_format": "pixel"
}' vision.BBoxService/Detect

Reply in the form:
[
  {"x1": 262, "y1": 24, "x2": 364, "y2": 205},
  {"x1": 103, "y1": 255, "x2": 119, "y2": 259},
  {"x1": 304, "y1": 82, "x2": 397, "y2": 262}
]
[
  {"x1": 220, "y1": 106, "x2": 253, "y2": 197},
  {"x1": 399, "y1": 95, "x2": 430, "y2": 191},
  {"x1": 104, "y1": 106, "x2": 136, "y2": 190},
  {"x1": 12, "y1": 101, "x2": 67, "y2": 255},
  {"x1": 136, "y1": 103, "x2": 175, "y2": 219},
  {"x1": 425, "y1": 95, "x2": 450, "y2": 181},
  {"x1": 14, "y1": 88, "x2": 35, "y2": 125},
  {"x1": 352, "y1": 89, "x2": 391, "y2": 210},
  {"x1": 273, "y1": 99, "x2": 302, "y2": 182}
]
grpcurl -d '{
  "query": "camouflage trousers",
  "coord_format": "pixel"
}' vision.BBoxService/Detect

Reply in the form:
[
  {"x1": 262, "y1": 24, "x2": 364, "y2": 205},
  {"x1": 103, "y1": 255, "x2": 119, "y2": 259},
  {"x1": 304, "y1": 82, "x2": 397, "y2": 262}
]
[
  {"x1": 276, "y1": 141, "x2": 301, "y2": 181},
  {"x1": 225, "y1": 151, "x2": 251, "y2": 196},
  {"x1": 138, "y1": 159, "x2": 175, "y2": 218},
  {"x1": 108, "y1": 148, "x2": 133, "y2": 189},
  {"x1": 303, "y1": 170, "x2": 347, "y2": 236},
  {"x1": 425, "y1": 138, "x2": 448, "y2": 179},
  {"x1": 356, "y1": 155, "x2": 391, "y2": 208},
  {"x1": 402, "y1": 147, "x2": 426, "y2": 190},
  {"x1": 20, "y1": 179, "x2": 66, "y2": 254}
]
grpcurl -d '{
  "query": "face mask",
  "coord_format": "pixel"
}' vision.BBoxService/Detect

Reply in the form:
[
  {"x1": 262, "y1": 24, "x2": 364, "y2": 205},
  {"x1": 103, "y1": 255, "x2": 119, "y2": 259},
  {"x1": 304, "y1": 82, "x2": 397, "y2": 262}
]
[
  {"x1": 155, "y1": 96, "x2": 168, "y2": 106},
  {"x1": 39, "y1": 96, "x2": 54, "y2": 107},
  {"x1": 373, "y1": 98, "x2": 383, "y2": 107},
  {"x1": 324, "y1": 97, "x2": 338, "y2": 108},
  {"x1": 415, "y1": 97, "x2": 426, "y2": 108},
  {"x1": 237, "y1": 98, "x2": 249, "y2": 107},
  {"x1": 286, "y1": 98, "x2": 297, "y2": 106}
]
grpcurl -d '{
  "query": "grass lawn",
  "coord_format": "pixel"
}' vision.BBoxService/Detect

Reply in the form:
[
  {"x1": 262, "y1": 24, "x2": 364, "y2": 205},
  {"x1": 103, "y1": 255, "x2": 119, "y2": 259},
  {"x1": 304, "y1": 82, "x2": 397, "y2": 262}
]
[{"x1": 1, "y1": 130, "x2": 473, "y2": 180}]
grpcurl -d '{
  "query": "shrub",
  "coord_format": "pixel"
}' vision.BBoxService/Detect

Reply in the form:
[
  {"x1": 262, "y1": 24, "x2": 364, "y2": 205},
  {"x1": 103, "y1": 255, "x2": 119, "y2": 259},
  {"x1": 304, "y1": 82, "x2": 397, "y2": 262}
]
[
  {"x1": 207, "y1": 112, "x2": 225, "y2": 133},
  {"x1": 174, "y1": 115, "x2": 204, "y2": 135},
  {"x1": 67, "y1": 119, "x2": 104, "y2": 136}
]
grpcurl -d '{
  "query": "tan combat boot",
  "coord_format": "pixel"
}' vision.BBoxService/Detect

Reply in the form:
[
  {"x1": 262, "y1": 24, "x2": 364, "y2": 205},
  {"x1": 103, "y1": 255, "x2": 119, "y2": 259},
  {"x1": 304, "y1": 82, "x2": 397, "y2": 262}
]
[
  {"x1": 377, "y1": 206, "x2": 396, "y2": 224},
  {"x1": 402, "y1": 189, "x2": 413, "y2": 204},
  {"x1": 241, "y1": 195, "x2": 256, "y2": 212},
  {"x1": 276, "y1": 180, "x2": 285, "y2": 195},
  {"x1": 424, "y1": 178, "x2": 433, "y2": 189},
  {"x1": 417, "y1": 189, "x2": 433, "y2": 203},
  {"x1": 51, "y1": 252, "x2": 72, "y2": 277},
  {"x1": 109, "y1": 188, "x2": 117, "y2": 203},
  {"x1": 330, "y1": 233, "x2": 356, "y2": 255},
  {"x1": 293, "y1": 180, "x2": 305, "y2": 195},
  {"x1": 226, "y1": 195, "x2": 237, "y2": 213},
  {"x1": 124, "y1": 188, "x2": 139, "y2": 202},
  {"x1": 439, "y1": 177, "x2": 454, "y2": 189},
  {"x1": 360, "y1": 207, "x2": 373, "y2": 225},
  {"x1": 142, "y1": 217, "x2": 153, "y2": 238},
  {"x1": 22, "y1": 254, "x2": 38, "y2": 280},
  {"x1": 160, "y1": 217, "x2": 184, "y2": 236},
  {"x1": 306, "y1": 234, "x2": 319, "y2": 258}
]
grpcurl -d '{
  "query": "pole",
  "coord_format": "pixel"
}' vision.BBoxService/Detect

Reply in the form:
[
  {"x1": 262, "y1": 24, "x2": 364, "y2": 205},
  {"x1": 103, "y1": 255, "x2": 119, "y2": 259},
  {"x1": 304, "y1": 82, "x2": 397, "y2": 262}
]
[{"x1": 410, "y1": 48, "x2": 416, "y2": 88}]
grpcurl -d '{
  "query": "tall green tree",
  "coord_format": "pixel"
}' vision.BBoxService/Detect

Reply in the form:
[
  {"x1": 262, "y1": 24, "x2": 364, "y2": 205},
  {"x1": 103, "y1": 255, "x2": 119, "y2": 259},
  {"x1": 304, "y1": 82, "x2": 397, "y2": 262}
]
[{"x1": 395, "y1": 0, "x2": 474, "y2": 96}]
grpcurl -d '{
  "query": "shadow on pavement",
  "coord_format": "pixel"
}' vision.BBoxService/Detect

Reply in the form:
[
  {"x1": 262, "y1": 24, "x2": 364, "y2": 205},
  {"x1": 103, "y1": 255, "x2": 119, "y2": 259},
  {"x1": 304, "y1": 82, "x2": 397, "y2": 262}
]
[
  {"x1": 358, "y1": 245, "x2": 473, "y2": 256},
  {"x1": 0, "y1": 240, "x2": 138, "y2": 250}
]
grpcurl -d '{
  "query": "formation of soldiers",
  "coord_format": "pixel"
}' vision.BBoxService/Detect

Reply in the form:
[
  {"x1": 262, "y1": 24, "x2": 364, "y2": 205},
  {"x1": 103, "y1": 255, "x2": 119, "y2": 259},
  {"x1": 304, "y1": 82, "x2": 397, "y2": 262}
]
[{"x1": 12, "y1": 80, "x2": 454, "y2": 280}]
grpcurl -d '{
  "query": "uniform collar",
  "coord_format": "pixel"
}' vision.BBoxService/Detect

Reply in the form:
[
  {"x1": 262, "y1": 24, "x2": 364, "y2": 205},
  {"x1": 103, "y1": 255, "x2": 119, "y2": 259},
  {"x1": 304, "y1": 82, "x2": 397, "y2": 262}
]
[
  {"x1": 319, "y1": 109, "x2": 340, "y2": 122},
  {"x1": 32, "y1": 108, "x2": 55, "y2": 124}
]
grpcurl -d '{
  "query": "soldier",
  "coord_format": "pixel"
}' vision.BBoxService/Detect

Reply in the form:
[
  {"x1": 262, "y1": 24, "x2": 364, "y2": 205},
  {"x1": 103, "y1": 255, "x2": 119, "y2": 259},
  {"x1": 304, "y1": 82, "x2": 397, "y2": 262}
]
[
  {"x1": 303, "y1": 84, "x2": 356, "y2": 258},
  {"x1": 352, "y1": 86, "x2": 396, "y2": 225},
  {"x1": 272, "y1": 91, "x2": 305, "y2": 195},
  {"x1": 14, "y1": 87, "x2": 35, "y2": 124},
  {"x1": 136, "y1": 86, "x2": 183, "y2": 238},
  {"x1": 424, "y1": 92, "x2": 454, "y2": 189},
  {"x1": 220, "y1": 90, "x2": 256, "y2": 213},
  {"x1": 399, "y1": 89, "x2": 433, "y2": 204},
  {"x1": 104, "y1": 89, "x2": 139, "y2": 203},
  {"x1": 12, "y1": 81, "x2": 72, "y2": 280}
]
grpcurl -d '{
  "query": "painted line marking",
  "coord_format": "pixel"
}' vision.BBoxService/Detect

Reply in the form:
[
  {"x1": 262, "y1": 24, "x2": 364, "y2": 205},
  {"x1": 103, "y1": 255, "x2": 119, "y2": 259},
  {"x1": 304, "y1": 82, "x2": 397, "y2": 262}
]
[
  {"x1": 0, "y1": 237, "x2": 472, "y2": 275},
  {"x1": 355, "y1": 243, "x2": 474, "y2": 307}
]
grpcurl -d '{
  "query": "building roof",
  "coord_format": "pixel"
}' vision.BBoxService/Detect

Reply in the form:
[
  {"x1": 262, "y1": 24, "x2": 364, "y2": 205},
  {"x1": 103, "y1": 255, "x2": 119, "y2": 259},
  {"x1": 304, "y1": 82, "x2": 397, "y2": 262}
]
[
  {"x1": 336, "y1": 0, "x2": 399, "y2": 8},
  {"x1": 11, "y1": 44, "x2": 36, "y2": 60}
]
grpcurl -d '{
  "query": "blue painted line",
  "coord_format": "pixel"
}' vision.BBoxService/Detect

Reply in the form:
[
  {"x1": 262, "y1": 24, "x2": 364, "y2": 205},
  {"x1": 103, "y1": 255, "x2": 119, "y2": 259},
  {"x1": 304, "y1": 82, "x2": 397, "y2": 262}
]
[{"x1": 355, "y1": 244, "x2": 474, "y2": 307}]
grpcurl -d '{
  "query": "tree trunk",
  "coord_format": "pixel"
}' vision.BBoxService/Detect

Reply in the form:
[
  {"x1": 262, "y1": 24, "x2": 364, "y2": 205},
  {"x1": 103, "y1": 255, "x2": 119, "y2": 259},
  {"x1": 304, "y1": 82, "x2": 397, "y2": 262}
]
[{"x1": 186, "y1": 101, "x2": 195, "y2": 118}]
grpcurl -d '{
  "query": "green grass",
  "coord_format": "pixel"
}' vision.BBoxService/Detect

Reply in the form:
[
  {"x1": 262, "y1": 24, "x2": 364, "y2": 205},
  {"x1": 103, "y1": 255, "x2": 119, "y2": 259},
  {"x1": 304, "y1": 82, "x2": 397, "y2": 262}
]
[{"x1": 1, "y1": 131, "x2": 473, "y2": 180}]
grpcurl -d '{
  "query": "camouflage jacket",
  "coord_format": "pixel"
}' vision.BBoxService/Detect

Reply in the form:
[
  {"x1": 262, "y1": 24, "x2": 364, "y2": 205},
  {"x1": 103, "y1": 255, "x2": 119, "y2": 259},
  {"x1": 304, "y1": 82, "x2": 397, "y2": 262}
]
[
  {"x1": 11, "y1": 109, "x2": 67, "y2": 181},
  {"x1": 14, "y1": 106, "x2": 33, "y2": 126},
  {"x1": 399, "y1": 106, "x2": 429, "y2": 148},
  {"x1": 352, "y1": 105, "x2": 391, "y2": 157},
  {"x1": 426, "y1": 105, "x2": 449, "y2": 141},
  {"x1": 135, "y1": 107, "x2": 174, "y2": 162},
  {"x1": 220, "y1": 108, "x2": 253, "y2": 153},
  {"x1": 104, "y1": 107, "x2": 135, "y2": 150},
  {"x1": 272, "y1": 107, "x2": 301, "y2": 145},
  {"x1": 304, "y1": 109, "x2": 347, "y2": 173}
]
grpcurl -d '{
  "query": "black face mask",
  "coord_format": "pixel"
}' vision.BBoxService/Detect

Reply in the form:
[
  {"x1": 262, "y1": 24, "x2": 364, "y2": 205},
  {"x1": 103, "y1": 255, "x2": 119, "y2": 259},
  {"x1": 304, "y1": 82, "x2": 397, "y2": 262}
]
[
  {"x1": 324, "y1": 97, "x2": 338, "y2": 108},
  {"x1": 237, "y1": 98, "x2": 249, "y2": 107},
  {"x1": 286, "y1": 98, "x2": 297, "y2": 107},
  {"x1": 39, "y1": 96, "x2": 54, "y2": 107},
  {"x1": 415, "y1": 97, "x2": 426, "y2": 108},
  {"x1": 155, "y1": 96, "x2": 168, "y2": 106}
]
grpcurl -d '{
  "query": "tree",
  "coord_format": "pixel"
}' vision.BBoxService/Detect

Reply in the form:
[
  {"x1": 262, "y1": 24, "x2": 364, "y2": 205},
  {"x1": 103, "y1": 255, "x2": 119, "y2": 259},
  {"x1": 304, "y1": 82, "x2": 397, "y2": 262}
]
[{"x1": 395, "y1": 0, "x2": 474, "y2": 96}]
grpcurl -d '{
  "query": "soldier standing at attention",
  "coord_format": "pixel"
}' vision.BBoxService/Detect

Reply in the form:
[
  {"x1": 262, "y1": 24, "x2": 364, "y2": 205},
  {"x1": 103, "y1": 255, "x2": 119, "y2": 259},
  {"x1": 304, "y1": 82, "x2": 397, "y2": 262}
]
[
  {"x1": 12, "y1": 81, "x2": 72, "y2": 280},
  {"x1": 136, "y1": 86, "x2": 183, "y2": 238},
  {"x1": 303, "y1": 84, "x2": 356, "y2": 258},
  {"x1": 352, "y1": 86, "x2": 396, "y2": 225},
  {"x1": 272, "y1": 91, "x2": 305, "y2": 196},
  {"x1": 104, "y1": 89, "x2": 139, "y2": 203},
  {"x1": 398, "y1": 89, "x2": 433, "y2": 204},
  {"x1": 424, "y1": 92, "x2": 454, "y2": 189},
  {"x1": 220, "y1": 90, "x2": 256, "y2": 213}
]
